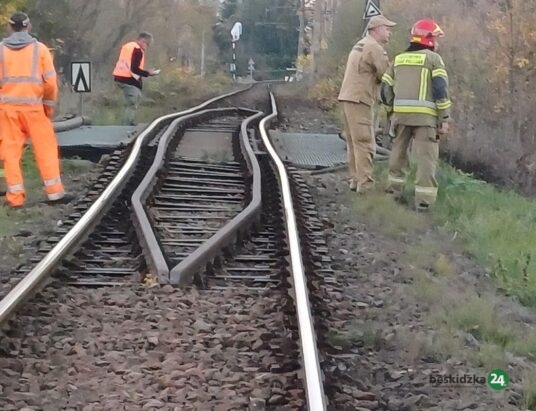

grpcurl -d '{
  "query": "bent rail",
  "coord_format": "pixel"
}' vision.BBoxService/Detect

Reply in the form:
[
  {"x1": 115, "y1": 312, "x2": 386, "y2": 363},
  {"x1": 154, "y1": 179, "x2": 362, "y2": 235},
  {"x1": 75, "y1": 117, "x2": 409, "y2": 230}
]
[
  {"x1": 258, "y1": 91, "x2": 327, "y2": 411},
  {"x1": 131, "y1": 106, "x2": 265, "y2": 284},
  {"x1": 0, "y1": 86, "x2": 251, "y2": 326},
  {"x1": 170, "y1": 109, "x2": 265, "y2": 284}
]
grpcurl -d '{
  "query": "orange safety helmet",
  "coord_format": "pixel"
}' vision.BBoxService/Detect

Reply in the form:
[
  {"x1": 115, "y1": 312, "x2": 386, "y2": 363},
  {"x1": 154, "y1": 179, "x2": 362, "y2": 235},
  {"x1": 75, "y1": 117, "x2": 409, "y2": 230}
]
[{"x1": 410, "y1": 19, "x2": 444, "y2": 48}]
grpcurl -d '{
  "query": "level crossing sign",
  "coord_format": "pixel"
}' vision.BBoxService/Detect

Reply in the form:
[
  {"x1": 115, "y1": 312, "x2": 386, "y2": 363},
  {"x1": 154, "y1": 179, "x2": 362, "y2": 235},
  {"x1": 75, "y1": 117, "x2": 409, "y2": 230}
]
[
  {"x1": 71, "y1": 61, "x2": 91, "y2": 93},
  {"x1": 363, "y1": 0, "x2": 381, "y2": 19}
]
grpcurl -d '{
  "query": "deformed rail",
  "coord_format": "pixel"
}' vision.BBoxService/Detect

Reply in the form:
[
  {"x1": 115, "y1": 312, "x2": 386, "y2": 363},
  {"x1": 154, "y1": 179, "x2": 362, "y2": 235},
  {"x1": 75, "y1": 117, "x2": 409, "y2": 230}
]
[
  {"x1": 259, "y1": 90, "x2": 327, "y2": 410},
  {"x1": 0, "y1": 86, "x2": 251, "y2": 325},
  {"x1": 132, "y1": 107, "x2": 265, "y2": 284}
]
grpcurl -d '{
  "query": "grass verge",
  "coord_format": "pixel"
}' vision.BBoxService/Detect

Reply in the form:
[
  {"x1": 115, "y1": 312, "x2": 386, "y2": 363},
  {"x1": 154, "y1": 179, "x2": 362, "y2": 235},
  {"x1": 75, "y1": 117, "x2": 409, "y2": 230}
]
[
  {"x1": 345, "y1": 160, "x2": 536, "y2": 406},
  {"x1": 0, "y1": 148, "x2": 93, "y2": 237},
  {"x1": 361, "y1": 161, "x2": 536, "y2": 309}
]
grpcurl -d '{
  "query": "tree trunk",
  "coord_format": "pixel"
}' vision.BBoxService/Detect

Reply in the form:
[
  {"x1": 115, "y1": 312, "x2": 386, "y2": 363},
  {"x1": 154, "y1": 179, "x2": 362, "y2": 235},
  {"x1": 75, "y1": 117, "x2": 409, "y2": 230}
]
[
  {"x1": 296, "y1": 0, "x2": 306, "y2": 74},
  {"x1": 310, "y1": 0, "x2": 323, "y2": 78}
]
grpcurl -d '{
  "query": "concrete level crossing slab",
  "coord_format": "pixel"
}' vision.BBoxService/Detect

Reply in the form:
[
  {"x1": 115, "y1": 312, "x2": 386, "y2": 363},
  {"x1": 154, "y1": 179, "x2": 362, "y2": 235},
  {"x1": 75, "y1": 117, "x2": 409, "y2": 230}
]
[
  {"x1": 55, "y1": 125, "x2": 144, "y2": 162},
  {"x1": 56, "y1": 125, "x2": 142, "y2": 147}
]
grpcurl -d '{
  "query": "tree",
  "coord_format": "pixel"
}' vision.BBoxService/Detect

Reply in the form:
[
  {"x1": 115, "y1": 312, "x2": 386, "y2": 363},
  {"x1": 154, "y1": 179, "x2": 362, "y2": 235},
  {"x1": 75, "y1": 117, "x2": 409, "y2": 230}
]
[
  {"x1": 0, "y1": 0, "x2": 29, "y2": 37},
  {"x1": 214, "y1": 0, "x2": 300, "y2": 77}
]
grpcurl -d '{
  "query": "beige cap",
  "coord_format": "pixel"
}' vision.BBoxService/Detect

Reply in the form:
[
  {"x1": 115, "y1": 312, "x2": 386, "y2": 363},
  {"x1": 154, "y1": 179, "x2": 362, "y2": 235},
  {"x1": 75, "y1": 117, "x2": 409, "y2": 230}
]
[{"x1": 367, "y1": 15, "x2": 397, "y2": 30}]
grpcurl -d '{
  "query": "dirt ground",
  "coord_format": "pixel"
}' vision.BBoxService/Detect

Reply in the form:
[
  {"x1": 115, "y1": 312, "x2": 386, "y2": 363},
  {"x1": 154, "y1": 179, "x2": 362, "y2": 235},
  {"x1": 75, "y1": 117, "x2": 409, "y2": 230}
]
[
  {"x1": 0, "y1": 156, "x2": 104, "y2": 299},
  {"x1": 276, "y1": 88, "x2": 536, "y2": 410}
]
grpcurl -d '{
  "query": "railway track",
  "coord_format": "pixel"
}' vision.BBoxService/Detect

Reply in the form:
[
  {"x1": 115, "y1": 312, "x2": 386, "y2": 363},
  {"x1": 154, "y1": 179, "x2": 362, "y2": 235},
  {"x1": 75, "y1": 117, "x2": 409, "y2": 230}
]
[{"x1": 0, "y1": 84, "x2": 332, "y2": 410}]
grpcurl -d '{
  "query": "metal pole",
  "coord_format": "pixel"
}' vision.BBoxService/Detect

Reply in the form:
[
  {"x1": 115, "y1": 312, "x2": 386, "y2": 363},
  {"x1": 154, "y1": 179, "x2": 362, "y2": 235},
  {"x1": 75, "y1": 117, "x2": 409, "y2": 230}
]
[
  {"x1": 201, "y1": 31, "x2": 206, "y2": 77},
  {"x1": 78, "y1": 94, "x2": 83, "y2": 117},
  {"x1": 232, "y1": 41, "x2": 236, "y2": 81}
]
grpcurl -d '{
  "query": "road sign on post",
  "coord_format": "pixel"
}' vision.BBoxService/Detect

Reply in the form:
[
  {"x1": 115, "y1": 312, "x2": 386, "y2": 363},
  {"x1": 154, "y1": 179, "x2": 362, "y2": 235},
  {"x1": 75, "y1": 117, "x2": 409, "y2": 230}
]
[
  {"x1": 362, "y1": 0, "x2": 381, "y2": 37},
  {"x1": 71, "y1": 61, "x2": 91, "y2": 93},
  {"x1": 71, "y1": 61, "x2": 91, "y2": 116},
  {"x1": 363, "y1": 0, "x2": 381, "y2": 19}
]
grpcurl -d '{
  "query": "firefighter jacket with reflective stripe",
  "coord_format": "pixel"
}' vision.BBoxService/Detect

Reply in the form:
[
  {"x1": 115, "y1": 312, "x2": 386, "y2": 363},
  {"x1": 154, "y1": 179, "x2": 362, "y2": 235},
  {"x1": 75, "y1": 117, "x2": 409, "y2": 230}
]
[
  {"x1": 0, "y1": 33, "x2": 57, "y2": 110},
  {"x1": 113, "y1": 41, "x2": 146, "y2": 85},
  {"x1": 338, "y1": 34, "x2": 390, "y2": 107},
  {"x1": 380, "y1": 49, "x2": 451, "y2": 127}
]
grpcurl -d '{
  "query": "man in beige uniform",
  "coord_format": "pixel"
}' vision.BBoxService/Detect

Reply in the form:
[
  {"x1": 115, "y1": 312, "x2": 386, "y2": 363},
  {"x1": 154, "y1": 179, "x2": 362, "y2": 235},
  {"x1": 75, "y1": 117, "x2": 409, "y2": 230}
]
[{"x1": 338, "y1": 14, "x2": 396, "y2": 193}]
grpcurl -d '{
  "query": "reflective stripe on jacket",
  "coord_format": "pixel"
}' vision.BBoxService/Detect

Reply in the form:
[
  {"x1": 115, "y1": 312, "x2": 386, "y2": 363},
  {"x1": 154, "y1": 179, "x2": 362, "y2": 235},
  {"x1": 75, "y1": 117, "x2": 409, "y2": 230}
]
[
  {"x1": 381, "y1": 49, "x2": 451, "y2": 127},
  {"x1": 112, "y1": 41, "x2": 145, "y2": 80},
  {"x1": 0, "y1": 41, "x2": 57, "y2": 109}
]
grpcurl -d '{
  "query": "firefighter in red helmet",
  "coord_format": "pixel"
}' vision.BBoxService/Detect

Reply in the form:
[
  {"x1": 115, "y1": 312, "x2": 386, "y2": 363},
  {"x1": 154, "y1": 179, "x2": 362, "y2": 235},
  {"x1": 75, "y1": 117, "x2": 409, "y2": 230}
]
[
  {"x1": 381, "y1": 19, "x2": 451, "y2": 211},
  {"x1": 410, "y1": 19, "x2": 445, "y2": 48}
]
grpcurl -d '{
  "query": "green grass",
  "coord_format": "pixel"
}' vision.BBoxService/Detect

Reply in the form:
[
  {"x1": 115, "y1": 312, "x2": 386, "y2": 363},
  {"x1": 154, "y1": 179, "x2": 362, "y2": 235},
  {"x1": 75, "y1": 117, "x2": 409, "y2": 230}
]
[
  {"x1": 508, "y1": 333, "x2": 536, "y2": 360},
  {"x1": 435, "y1": 297, "x2": 513, "y2": 347},
  {"x1": 88, "y1": 71, "x2": 233, "y2": 125},
  {"x1": 326, "y1": 320, "x2": 383, "y2": 350},
  {"x1": 360, "y1": 160, "x2": 536, "y2": 405},
  {"x1": 364, "y1": 160, "x2": 536, "y2": 308},
  {"x1": 412, "y1": 268, "x2": 443, "y2": 305},
  {"x1": 474, "y1": 342, "x2": 507, "y2": 371},
  {"x1": 351, "y1": 189, "x2": 426, "y2": 237},
  {"x1": 0, "y1": 148, "x2": 92, "y2": 237},
  {"x1": 524, "y1": 369, "x2": 536, "y2": 410},
  {"x1": 432, "y1": 164, "x2": 536, "y2": 307}
]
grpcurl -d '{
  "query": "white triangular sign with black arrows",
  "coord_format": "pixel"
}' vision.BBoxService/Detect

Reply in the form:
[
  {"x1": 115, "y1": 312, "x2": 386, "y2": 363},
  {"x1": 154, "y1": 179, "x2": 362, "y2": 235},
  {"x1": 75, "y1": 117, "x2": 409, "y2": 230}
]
[
  {"x1": 363, "y1": 0, "x2": 381, "y2": 19},
  {"x1": 71, "y1": 61, "x2": 91, "y2": 93}
]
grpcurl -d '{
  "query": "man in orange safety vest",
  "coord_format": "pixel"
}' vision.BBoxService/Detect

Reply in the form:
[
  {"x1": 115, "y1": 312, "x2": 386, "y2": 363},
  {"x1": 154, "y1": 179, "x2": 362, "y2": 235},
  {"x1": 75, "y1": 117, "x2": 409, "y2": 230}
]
[
  {"x1": 113, "y1": 32, "x2": 159, "y2": 126},
  {"x1": 0, "y1": 11, "x2": 73, "y2": 208}
]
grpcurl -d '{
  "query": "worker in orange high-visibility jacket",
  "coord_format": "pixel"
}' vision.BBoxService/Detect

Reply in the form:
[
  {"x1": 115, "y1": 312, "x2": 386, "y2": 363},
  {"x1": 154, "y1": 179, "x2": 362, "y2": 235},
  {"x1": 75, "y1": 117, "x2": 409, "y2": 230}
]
[
  {"x1": 113, "y1": 32, "x2": 159, "y2": 126},
  {"x1": 0, "y1": 12, "x2": 73, "y2": 208}
]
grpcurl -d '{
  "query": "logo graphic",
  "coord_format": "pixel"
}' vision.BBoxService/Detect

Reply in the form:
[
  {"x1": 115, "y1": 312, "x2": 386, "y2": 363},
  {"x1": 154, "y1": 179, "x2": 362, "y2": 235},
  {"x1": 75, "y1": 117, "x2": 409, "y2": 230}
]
[{"x1": 487, "y1": 369, "x2": 509, "y2": 390}]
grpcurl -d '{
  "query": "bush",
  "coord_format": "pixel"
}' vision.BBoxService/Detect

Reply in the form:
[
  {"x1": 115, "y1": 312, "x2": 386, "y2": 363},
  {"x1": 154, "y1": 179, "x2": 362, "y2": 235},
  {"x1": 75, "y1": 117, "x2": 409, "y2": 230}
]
[{"x1": 309, "y1": 78, "x2": 340, "y2": 110}]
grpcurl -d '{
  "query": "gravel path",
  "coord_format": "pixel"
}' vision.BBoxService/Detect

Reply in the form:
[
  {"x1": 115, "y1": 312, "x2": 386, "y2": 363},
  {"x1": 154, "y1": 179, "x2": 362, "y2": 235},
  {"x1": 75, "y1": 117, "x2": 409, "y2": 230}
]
[{"x1": 0, "y1": 284, "x2": 304, "y2": 410}]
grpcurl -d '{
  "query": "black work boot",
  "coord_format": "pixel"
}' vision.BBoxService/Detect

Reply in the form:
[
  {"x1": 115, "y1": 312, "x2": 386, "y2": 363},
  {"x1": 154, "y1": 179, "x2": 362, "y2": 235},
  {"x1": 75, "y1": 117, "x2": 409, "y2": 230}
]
[
  {"x1": 415, "y1": 202, "x2": 431, "y2": 212},
  {"x1": 45, "y1": 193, "x2": 75, "y2": 205},
  {"x1": 386, "y1": 189, "x2": 402, "y2": 203}
]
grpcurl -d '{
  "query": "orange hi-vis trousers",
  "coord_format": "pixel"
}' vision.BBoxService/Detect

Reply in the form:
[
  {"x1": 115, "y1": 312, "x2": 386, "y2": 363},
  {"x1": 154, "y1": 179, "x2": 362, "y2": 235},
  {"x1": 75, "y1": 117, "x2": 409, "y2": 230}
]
[{"x1": 0, "y1": 108, "x2": 64, "y2": 207}]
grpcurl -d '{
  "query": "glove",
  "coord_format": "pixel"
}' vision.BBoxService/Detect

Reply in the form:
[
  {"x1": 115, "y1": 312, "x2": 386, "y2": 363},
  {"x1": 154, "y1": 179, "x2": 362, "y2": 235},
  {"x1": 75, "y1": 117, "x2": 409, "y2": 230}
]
[
  {"x1": 437, "y1": 122, "x2": 449, "y2": 135},
  {"x1": 44, "y1": 105, "x2": 55, "y2": 119}
]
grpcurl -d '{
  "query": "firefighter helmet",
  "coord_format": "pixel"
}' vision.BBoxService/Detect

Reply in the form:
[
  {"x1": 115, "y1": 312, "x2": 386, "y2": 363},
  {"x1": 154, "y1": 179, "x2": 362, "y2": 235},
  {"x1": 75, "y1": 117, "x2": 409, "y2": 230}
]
[{"x1": 410, "y1": 19, "x2": 444, "y2": 48}]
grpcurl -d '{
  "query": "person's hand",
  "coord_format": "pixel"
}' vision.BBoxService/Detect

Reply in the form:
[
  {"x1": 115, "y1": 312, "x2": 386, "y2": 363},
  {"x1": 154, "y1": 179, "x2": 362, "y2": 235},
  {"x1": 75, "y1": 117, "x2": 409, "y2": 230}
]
[
  {"x1": 44, "y1": 105, "x2": 54, "y2": 119},
  {"x1": 437, "y1": 122, "x2": 449, "y2": 135},
  {"x1": 149, "y1": 68, "x2": 161, "y2": 76}
]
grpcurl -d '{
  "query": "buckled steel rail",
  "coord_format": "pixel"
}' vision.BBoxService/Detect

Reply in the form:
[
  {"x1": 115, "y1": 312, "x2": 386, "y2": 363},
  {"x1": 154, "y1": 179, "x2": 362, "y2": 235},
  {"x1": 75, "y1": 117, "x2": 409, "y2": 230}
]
[
  {"x1": 259, "y1": 90, "x2": 327, "y2": 410},
  {"x1": 0, "y1": 86, "x2": 252, "y2": 325}
]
